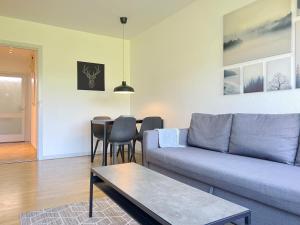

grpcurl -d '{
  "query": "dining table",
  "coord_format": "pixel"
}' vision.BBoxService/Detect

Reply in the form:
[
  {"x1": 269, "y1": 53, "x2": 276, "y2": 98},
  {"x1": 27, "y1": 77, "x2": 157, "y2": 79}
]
[{"x1": 91, "y1": 118, "x2": 143, "y2": 166}]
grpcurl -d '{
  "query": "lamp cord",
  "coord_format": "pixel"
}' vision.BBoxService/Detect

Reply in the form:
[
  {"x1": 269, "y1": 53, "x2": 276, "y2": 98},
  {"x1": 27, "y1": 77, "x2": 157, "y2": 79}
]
[{"x1": 123, "y1": 23, "x2": 125, "y2": 81}]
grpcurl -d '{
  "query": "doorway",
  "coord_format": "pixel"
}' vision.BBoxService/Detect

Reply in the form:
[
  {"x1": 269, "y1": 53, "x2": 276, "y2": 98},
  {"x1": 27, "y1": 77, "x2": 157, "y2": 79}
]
[{"x1": 0, "y1": 45, "x2": 38, "y2": 164}]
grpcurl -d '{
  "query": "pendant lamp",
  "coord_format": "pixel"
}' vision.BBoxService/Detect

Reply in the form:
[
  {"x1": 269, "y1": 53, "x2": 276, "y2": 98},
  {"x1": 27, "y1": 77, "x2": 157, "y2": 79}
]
[{"x1": 114, "y1": 17, "x2": 134, "y2": 94}]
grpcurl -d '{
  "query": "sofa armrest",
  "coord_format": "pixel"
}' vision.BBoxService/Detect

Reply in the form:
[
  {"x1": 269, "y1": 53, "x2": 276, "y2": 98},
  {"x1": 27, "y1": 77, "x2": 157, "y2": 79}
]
[
  {"x1": 143, "y1": 130, "x2": 159, "y2": 166},
  {"x1": 143, "y1": 128, "x2": 189, "y2": 166}
]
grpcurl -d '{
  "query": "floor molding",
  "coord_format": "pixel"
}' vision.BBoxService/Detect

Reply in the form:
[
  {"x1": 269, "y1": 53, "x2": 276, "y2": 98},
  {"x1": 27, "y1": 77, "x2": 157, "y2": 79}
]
[{"x1": 40, "y1": 152, "x2": 91, "y2": 160}]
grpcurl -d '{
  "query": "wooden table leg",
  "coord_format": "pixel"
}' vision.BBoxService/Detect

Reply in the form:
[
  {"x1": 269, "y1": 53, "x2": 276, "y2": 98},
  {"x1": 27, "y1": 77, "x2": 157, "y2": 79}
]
[{"x1": 91, "y1": 121, "x2": 93, "y2": 163}]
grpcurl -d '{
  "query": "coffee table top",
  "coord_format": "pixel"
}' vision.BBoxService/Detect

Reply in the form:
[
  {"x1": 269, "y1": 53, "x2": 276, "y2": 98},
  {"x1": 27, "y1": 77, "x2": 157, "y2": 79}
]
[{"x1": 92, "y1": 163, "x2": 249, "y2": 225}]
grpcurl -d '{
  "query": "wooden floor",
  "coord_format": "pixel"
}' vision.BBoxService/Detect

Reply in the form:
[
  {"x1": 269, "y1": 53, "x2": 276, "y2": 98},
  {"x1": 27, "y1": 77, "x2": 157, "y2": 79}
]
[
  {"x1": 0, "y1": 142, "x2": 36, "y2": 164},
  {"x1": 0, "y1": 153, "x2": 142, "y2": 225}
]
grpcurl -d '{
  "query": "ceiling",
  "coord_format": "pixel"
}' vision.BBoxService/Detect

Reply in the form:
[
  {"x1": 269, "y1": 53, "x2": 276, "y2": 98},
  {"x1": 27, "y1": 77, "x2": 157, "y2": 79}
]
[{"x1": 0, "y1": 0, "x2": 195, "y2": 38}]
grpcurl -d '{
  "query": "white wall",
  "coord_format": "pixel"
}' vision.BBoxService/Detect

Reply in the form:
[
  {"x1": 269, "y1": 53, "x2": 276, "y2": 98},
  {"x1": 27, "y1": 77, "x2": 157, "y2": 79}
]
[
  {"x1": 0, "y1": 16, "x2": 131, "y2": 159},
  {"x1": 130, "y1": 0, "x2": 300, "y2": 128}
]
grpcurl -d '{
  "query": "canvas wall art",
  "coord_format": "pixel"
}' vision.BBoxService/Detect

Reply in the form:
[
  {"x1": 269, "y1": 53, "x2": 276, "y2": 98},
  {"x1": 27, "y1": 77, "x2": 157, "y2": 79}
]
[
  {"x1": 296, "y1": 22, "x2": 300, "y2": 88},
  {"x1": 77, "y1": 61, "x2": 105, "y2": 91},
  {"x1": 243, "y1": 63, "x2": 264, "y2": 93},
  {"x1": 224, "y1": 68, "x2": 241, "y2": 95},
  {"x1": 267, "y1": 57, "x2": 291, "y2": 91},
  {"x1": 298, "y1": 0, "x2": 300, "y2": 16},
  {"x1": 223, "y1": 0, "x2": 292, "y2": 66}
]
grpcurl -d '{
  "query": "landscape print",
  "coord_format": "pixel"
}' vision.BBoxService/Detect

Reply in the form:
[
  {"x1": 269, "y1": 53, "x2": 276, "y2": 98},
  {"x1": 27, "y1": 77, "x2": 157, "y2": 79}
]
[
  {"x1": 267, "y1": 57, "x2": 291, "y2": 91},
  {"x1": 296, "y1": 22, "x2": 300, "y2": 88},
  {"x1": 224, "y1": 68, "x2": 241, "y2": 95},
  {"x1": 223, "y1": 0, "x2": 291, "y2": 66},
  {"x1": 243, "y1": 63, "x2": 264, "y2": 93}
]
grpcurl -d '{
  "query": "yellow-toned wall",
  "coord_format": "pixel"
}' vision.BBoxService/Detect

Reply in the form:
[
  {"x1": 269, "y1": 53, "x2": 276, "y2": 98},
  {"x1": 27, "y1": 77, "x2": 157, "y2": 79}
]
[
  {"x1": 0, "y1": 16, "x2": 131, "y2": 159},
  {"x1": 130, "y1": 0, "x2": 300, "y2": 128}
]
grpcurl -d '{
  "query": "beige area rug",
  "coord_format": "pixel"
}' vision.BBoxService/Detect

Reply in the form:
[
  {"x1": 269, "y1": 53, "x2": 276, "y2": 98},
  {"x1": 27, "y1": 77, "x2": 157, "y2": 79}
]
[{"x1": 20, "y1": 197, "x2": 139, "y2": 225}]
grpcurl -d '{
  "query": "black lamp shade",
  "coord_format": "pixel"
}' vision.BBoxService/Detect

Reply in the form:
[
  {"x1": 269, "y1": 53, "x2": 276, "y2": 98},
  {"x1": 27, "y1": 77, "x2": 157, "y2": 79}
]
[
  {"x1": 114, "y1": 17, "x2": 135, "y2": 94},
  {"x1": 114, "y1": 81, "x2": 134, "y2": 93}
]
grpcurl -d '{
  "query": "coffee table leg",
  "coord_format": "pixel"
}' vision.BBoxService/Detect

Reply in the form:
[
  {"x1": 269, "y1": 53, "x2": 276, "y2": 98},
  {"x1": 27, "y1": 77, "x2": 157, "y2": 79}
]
[
  {"x1": 89, "y1": 172, "x2": 94, "y2": 217},
  {"x1": 245, "y1": 214, "x2": 251, "y2": 225}
]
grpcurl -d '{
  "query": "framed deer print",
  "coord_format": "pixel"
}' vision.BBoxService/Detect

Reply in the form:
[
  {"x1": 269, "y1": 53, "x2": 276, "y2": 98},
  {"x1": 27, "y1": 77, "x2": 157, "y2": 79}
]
[{"x1": 77, "y1": 61, "x2": 105, "y2": 91}]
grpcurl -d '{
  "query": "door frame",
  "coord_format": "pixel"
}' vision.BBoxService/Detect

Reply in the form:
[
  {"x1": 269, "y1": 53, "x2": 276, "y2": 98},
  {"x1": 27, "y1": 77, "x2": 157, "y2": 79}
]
[
  {"x1": 0, "y1": 40, "x2": 44, "y2": 160},
  {"x1": 0, "y1": 73, "x2": 26, "y2": 142}
]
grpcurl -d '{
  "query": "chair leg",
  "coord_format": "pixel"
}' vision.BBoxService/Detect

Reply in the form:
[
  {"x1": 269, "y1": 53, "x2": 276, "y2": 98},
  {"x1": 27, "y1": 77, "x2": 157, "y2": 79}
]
[
  {"x1": 127, "y1": 144, "x2": 131, "y2": 162},
  {"x1": 117, "y1": 146, "x2": 121, "y2": 157},
  {"x1": 129, "y1": 144, "x2": 132, "y2": 162},
  {"x1": 92, "y1": 140, "x2": 99, "y2": 163},
  {"x1": 110, "y1": 144, "x2": 112, "y2": 157},
  {"x1": 130, "y1": 143, "x2": 136, "y2": 163},
  {"x1": 105, "y1": 142, "x2": 109, "y2": 156},
  {"x1": 112, "y1": 144, "x2": 118, "y2": 165},
  {"x1": 121, "y1": 145, "x2": 125, "y2": 163},
  {"x1": 141, "y1": 140, "x2": 144, "y2": 166},
  {"x1": 132, "y1": 139, "x2": 136, "y2": 161},
  {"x1": 133, "y1": 143, "x2": 136, "y2": 163},
  {"x1": 105, "y1": 141, "x2": 109, "y2": 151}
]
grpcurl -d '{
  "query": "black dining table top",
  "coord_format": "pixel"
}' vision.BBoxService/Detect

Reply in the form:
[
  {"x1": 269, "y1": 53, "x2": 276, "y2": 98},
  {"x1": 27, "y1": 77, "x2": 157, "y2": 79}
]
[{"x1": 91, "y1": 119, "x2": 143, "y2": 125}]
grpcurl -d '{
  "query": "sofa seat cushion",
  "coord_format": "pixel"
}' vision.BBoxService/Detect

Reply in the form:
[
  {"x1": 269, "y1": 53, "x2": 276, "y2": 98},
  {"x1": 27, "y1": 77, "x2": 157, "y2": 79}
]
[
  {"x1": 229, "y1": 114, "x2": 300, "y2": 165},
  {"x1": 188, "y1": 113, "x2": 233, "y2": 152},
  {"x1": 146, "y1": 147, "x2": 300, "y2": 216}
]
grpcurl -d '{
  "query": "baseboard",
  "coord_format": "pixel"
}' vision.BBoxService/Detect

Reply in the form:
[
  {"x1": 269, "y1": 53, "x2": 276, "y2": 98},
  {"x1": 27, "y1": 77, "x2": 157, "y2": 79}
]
[
  {"x1": 40, "y1": 145, "x2": 142, "y2": 160},
  {"x1": 40, "y1": 152, "x2": 92, "y2": 160}
]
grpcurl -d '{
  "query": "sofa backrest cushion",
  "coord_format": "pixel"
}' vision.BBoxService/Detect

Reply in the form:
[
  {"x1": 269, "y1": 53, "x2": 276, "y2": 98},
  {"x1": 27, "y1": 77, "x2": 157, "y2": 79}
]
[
  {"x1": 229, "y1": 114, "x2": 300, "y2": 164},
  {"x1": 188, "y1": 113, "x2": 233, "y2": 152}
]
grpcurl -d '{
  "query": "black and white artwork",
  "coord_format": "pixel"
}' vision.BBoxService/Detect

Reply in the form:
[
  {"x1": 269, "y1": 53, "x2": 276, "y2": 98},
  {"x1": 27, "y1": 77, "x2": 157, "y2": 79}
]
[
  {"x1": 224, "y1": 68, "x2": 241, "y2": 95},
  {"x1": 223, "y1": 0, "x2": 292, "y2": 66},
  {"x1": 77, "y1": 61, "x2": 105, "y2": 91},
  {"x1": 267, "y1": 57, "x2": 291, "y2": 91},
  {"x1": 243, "y1": 63, "x2": 264, "y2": 93}
]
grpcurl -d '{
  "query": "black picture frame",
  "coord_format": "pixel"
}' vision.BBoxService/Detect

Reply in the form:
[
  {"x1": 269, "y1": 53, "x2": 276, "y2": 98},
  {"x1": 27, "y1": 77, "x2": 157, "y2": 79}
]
[{"x1": 77, "y1": 61, "x2": 105, "y2": 91}]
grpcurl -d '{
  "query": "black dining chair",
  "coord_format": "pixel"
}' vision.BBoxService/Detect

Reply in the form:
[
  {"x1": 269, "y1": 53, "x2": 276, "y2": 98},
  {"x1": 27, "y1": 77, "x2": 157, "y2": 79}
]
[
  {"x1": 108, "y1": 116, "x2": 137, "y2": 164},
  {"x1": 133, "y1": 117, "x2": 163, "y2": 164},
  {"x1": 91, "y1": 116, "x2": 111, "y2": 163}
]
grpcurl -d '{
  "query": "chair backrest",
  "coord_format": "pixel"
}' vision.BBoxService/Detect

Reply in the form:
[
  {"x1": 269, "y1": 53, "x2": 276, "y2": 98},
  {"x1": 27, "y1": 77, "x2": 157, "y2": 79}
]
[
  {"x1": 109, "y1": 117, "x2": 137, "y2": 143},
  {"x1": 119, "y1": 115, "x2": 135, "y2": 117},
  {"x1": 140, "y1": 117, "x2": 163, "y2": 134},
  {"x1": 93, "y1": 116, "x2": 111, "y2": 138}
]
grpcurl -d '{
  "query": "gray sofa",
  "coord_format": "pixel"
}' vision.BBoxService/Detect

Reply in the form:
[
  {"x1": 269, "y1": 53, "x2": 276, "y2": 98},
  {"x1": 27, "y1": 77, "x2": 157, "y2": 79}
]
[{"x1": 143, "y1": 113, "x2": 300, "y2": 225}]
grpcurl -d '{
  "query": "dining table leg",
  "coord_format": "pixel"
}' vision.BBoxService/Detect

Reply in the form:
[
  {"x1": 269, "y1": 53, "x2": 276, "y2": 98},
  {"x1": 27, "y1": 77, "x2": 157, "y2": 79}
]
[
  {"x1": 103, "y1": 123, "x2": 107, "y2": 166},
  {"x1": 90, "y1": 121, "x2": 93, "y2": 163}
]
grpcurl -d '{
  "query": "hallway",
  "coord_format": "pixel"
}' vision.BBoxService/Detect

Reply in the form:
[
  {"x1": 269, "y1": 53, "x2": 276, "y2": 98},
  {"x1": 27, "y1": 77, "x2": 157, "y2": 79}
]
[{"x1": 0, "y1": 142, "x2": 36, "y2": 164}]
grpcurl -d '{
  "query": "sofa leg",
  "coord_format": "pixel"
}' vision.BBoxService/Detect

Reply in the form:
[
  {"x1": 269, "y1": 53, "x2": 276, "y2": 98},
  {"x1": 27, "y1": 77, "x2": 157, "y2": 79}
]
[{"x1": 245, "y1": 214, "x2": 251, "y2": 225}]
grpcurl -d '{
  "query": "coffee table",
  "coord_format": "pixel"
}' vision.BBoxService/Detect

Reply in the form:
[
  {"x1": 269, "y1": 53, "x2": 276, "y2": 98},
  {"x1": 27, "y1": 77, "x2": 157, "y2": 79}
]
[{"x1": 89, "y1": 163, "x2": 251, "y2": 225}]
